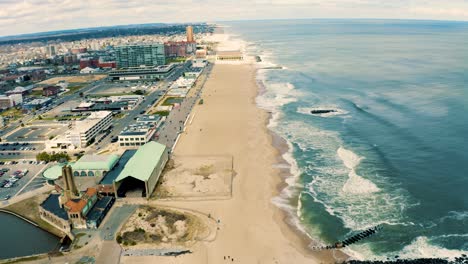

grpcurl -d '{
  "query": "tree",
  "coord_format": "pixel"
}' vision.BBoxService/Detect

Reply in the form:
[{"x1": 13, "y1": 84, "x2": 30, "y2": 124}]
[
  {"x1": 133, "y1": 90, "x2": 144, "y2": 95},
  {"x1": 36, "y1": 152, "x2": 51, "y2": 162},
  {"x1": 79, "y1": 92, "x2": 84, "y2": 97}
]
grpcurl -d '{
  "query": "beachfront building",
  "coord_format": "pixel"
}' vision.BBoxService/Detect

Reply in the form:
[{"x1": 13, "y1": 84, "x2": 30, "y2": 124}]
[
  {"x1": 216, "y1": 51, "x2": 244, "y2": 61},
  {"x1": 46, "y1": 111, "x2": 112, "y2": 149},
  {"x1": 42, "y1": 154, "x2": 119, "y2": 188},
  {"x1": 72, "y1": 154, "x2": 119, "y2": 178},
  {"x1": 113, "y1": 141, "x2": 168, "y2": 199},
  {"x1": 115, "y1": 44, "x2": 166, "y2": 68},
  {"x1": 39, "y1": 194, "x2": 72, "y2": 234},
  {"x1": 23, "y1": 97, "x2": 52, "y2": 110},
  {"x1": 40, "y1": 166, "x2": 115, "y2": 232},
  {"x1": 118, "y1": 123, "x2": 156, "y2": 149},
  {"x1": 108, "y1": 65, "x2": 174, "y2": 82}
]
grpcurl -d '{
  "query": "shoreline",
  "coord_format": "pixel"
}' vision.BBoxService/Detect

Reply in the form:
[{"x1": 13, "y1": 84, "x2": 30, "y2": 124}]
[
  {"x1": 155, "y1": 61, "x2": 343, "y2": 263},
  {"x1": 255, "y1": 66, "x2": 350, "y2": 262}
]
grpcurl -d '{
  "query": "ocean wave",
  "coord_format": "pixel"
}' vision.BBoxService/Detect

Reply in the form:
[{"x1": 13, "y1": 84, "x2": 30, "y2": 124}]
[
  {"x1": 255, "y1": 81, "x2": 298, "y2": 113},
  {"x1": 440, "y1": 211, "x2": 468, "y2": 222},
  {"x1": 298, "y1": 106, "x2": 349, "y2": 118},
  {"x1": 337, "y1": 147, "x2": 380, "y2": 195}
]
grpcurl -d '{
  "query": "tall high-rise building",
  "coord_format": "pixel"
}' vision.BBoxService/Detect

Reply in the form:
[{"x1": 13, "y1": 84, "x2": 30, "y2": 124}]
[
  {"x1": 115, "y1": 44, "x2": 166, "y2": 68},
  {"x1": 48, "y1": 45, "x2": 56, "y2": 57},
  {"x1": 186, "y1": 26, "x2": 194, "y2": 42}
]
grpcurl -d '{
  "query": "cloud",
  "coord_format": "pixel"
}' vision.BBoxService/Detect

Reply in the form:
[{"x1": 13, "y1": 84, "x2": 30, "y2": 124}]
[{"x1": 0, "y1": 0, "x2": 467, "y2": 36}]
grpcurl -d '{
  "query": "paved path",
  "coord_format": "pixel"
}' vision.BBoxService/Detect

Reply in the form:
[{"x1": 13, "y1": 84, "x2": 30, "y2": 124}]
[
  {"x1": 96, "y1": 241, "x2": 122, "y2": 264},
  {"x1": 156, "y1": 63, "x2": 213, "y2": 151},
  {"x1": 99, "y1": 204, "x2": 138, "y2": 241}
]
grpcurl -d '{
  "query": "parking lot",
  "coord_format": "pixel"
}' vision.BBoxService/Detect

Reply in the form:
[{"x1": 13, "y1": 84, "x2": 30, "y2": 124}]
[
  {"x1": 5, "y1": 125, "x2": 69, "y2": 142},
  {"x1": 88, "y1": 82, "x2": 156, "y2": 96},
  {"x1": 0, "y1": 161, "x2": 48, "y2": 200}
]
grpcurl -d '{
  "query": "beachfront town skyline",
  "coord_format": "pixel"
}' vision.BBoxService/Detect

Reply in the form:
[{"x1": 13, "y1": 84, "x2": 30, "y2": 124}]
[
  {"x1": 0, "y1": 1, "x2": 467, "y2": 263},
  {"x1": 1, "y1": 0, "x2": 468, "y2": 36}
]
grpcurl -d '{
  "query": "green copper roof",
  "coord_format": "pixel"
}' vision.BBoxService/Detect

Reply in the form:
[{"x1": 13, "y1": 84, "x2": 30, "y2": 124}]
[
  {"x1": 114, "y1": 142, "x2": 166, "y2": 183},
  {"x1": 42, "y1": 164, "x2": 65, "y2": 180},
  {"x1": 72, "y1": 154, "x2": 119, "y2": 171}
]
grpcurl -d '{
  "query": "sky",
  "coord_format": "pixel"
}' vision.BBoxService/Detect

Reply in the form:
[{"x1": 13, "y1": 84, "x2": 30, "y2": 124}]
[{"x1": 1, "y1": 0, "x2": 468, "y2": 36}]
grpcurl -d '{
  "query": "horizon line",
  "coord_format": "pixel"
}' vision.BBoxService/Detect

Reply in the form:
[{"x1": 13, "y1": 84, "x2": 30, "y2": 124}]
[{"x1": 2, "y1": 17, "x2": 468, "y2": 39}]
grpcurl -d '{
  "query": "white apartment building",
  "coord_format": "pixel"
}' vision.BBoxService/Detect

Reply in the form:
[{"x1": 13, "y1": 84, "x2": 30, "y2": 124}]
[{"x1": 46, "y1": 111, "x2": 113, "y2": 149}]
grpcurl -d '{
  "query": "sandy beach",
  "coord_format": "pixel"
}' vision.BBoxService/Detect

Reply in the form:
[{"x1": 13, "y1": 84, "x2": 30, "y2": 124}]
[{"x1": 122, "y1": 63, "x2": 346, "y2": 263}]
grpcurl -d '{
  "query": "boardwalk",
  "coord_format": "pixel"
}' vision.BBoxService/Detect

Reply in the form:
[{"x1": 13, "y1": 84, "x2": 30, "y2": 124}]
[{"x1": 156, "y1": 64, "x2": 213, "y2": 151}]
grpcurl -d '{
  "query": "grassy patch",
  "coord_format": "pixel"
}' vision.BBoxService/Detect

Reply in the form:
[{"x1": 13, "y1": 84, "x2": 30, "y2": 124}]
[
  {"x1": 29, "y1": 90, "x2": 44, "y2": 97},
  {"x1": 64, "y1": 83, "x2": 85, "y2": 95},
  {"x1": 0, "y1": 107, "x2": 24, "y2": 119},
  {"x1": 167, "y1": 57, "x2": 186, "y2": 63},
  {"x1": 152, "y1": 111, "x2": 170, "y2": 117},
  {"x1": 114, "y1": 113, "x2": 126, "y2": 119},
  {"x1": 162, "y1": 97, "x2": 183, "y2": 106}
]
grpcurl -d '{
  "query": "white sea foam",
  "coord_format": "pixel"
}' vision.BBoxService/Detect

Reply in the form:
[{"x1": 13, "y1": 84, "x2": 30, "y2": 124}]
[
  {"x1": 337, "y1": 147, "x2": 363, "y2": 169},
  {"x1": 256, "y1": 82, "x2": 298, "y2": 113},
  {"x1": 337, "y1": 147, "x2": 380, "y2": 194},
  {"x1": 398, "y1": 236, "x2": 467, "y2": 260},
  {"x1": 298, "y1": 106, "x2": 349, "y2": 118}
]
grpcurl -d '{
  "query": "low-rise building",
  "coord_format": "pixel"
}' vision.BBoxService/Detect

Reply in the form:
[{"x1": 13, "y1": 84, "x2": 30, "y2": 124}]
[
  {"x1": 71, "y1": 154, "x2": 120, "y2": 178},
  {"x1": 216, "y1": 50, "x2": 244, "y2": 61},
  {"x1": 108, "y1": 65, "x2": 174, "y2": 82},
  {"x1": 40, "y1": 165, "x2": 114, "y2": 232},
  {"x1": 39, "y1": 194, "x2": 71, "y2": 234},
  {"x1": 42, "y1": 85, "x2": 61, "y2": 97},
  {"x1": 23, "y1": 97, "x2": 52, "y2": 110},
  {"x1": 113, "y1": 141, "x2": 168, "y2": 199},
  {"x1": 0, "y1": 95, "x2": 12, "y2": 109},
  {"x1": 118, "y1": 123, "x2": 156, "y2": 149}
]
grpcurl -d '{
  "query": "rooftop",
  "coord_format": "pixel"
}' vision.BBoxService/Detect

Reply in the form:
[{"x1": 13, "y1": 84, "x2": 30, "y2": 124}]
[
  {"x1": 86, "y1": 196, "x2": 115, "y2": 222},
  {"x1": 119, "y1": 123, "x2": 155, "y2": 136},
  {"x1": 73, "y1": 154, "x2": 119, "y2": 171},
  {"x1": 64, "y1": 188, "x2": 97, "y2": 213},
  {"x1": 100, "y1": 150, "x2": 136, "y2": 185},
  {"x1": 40, "y1": 194, "x2": 69, "y2": 220},
  {"x1": 42, "y1": 164, "x2": 66, "y2": 180},
  {"x1": 115, "y1": 141, "x2": 166, "y2": 183},
  {"x1": 137, "y1": 115, "x2": 161, "y2": 123},
  {"x1": 74, "y1": 111, "x2": 112, "y2": 133}
]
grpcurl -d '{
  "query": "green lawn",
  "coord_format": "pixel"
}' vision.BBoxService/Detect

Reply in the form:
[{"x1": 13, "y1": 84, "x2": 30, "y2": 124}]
[
  {"x1": 64, "y1": 83, "x2": 86, "y2": 95},
  {"x1": 167, "y1": 57, "x2": 187, "y2": 63},
  {"x1": 153, "y1": 111, "x2": 170, "y2": 116},
  {"x1": 162, "y1": 97, "x2": 183, "y2": 106},
  {"x1": 0, "y1": 107, "x2": 24, "y2": 119}
]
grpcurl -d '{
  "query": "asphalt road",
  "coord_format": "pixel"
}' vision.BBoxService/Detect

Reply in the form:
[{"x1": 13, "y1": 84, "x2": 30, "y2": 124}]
[
  {"x1": 0, "y1": 79, "x2": 108, "y2": 139},
  {"x1": 90, "y1": 62, "x2": 190, "y2": 153}
]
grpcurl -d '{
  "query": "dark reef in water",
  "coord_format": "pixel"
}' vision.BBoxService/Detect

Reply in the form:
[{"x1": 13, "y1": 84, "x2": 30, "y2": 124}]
[
  {"x1": 310, "y1": 109, "x2": 337, "y2": 114},
  {"x1": 344, "y1": 255, "x2": 468, "y2": 264}
]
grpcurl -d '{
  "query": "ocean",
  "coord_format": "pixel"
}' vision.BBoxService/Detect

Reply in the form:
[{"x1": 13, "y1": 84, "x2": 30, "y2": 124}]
[{"x1": 223, "y1": 19, "x2": 468, "y2": 260}]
